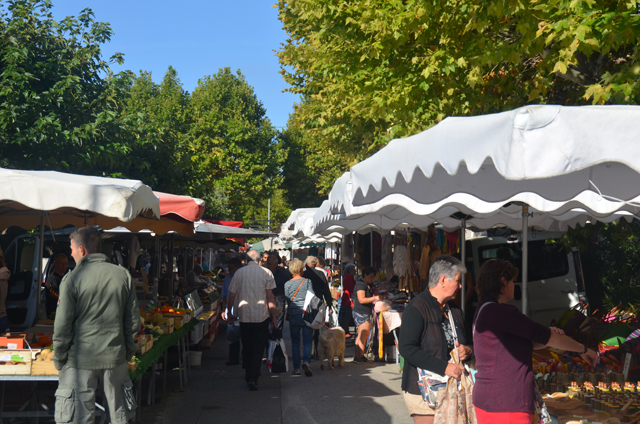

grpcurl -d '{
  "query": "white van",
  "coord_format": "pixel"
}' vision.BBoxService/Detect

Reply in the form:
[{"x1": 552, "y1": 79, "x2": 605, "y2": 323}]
[
  {"x1": 2, "y1": 229, "x2": 75, "y2": 329},
  {"x1": 465, "y1": 231, "x2": 587, "y2": 326}
]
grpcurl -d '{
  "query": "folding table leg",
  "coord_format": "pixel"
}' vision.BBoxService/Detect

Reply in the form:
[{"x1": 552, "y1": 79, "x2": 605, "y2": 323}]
[
  {"x1": 163, "y1": 349, "x2": 168, "y2": 392},
  {"x1": 0, "y1": 381, "x2": 4, "y2": 422},
  {"x1": 393, "y1": 329, "x2": 400, "y2": 365}
]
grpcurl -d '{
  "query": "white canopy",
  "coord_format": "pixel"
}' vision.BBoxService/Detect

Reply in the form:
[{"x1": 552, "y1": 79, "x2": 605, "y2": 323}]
[
  {"x1": 280, "y1": 208, "x2": 319, "y2": 239},
  {"x1": 322, "y1": 106, "x2": 640, "y2": 316},
  {"x1": 345, "y1": 105, "x2": 640, "y2": 218},
  {"x1": 313, "y1": 173, "x2": 638, "y2": 235},
  {"x1": 194, "y1": 222, "x2": 275, "y2": 238},
  {"x1": 0, "y1": 168, "x2": 160, "y2": 230}
]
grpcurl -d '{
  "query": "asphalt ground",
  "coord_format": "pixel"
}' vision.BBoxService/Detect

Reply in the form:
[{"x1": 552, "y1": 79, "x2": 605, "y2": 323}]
[{"x1": 139, "y1": 323, "x2": 413, "y2": 424}]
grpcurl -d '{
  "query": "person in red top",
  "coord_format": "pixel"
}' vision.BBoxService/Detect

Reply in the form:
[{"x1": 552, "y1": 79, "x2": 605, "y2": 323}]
[{"x1": 339, "y1": 264, "x2": 357, "y2": 336}]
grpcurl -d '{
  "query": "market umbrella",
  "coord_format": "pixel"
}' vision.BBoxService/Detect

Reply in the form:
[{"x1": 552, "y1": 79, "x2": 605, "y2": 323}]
[
  {"x1": 251, "y1": 237, "x2": 288, "y2": 252},
  {"x1": 280, "y1": 208, "x2": 319, "y2": 240},
  {"x1": 0, "y1": 167, "x2": 161, "y2": 328},
  {"x1": 0, "y1": 168, "x2": 160, "y2": 230},
  {"x1": 331, "y1": 105, "x2": 640, "y2": 315},
  {"x1": 102, "y1": 191, "x2": 206, "y2": 237}
]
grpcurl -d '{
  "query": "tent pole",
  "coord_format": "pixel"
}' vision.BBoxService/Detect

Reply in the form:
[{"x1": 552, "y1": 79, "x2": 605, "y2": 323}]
[
  {"x1": 370, "y1": 231, "x2": 374, "y2": 267},
  {"x1": 153, "y1": 236, "x2": 160, "y2": 304},
  {"x1": 522, "y1": 205, "x2": 529, "y2": 317},
  {"x1": 169, "y1": 237, "x2": 174, "y2": 302},
  {"x1": 35, "y1": 212, "x2": 46, "y2": 324},
  {"x1": 460, "y1": 219, "x2": 466, "y2": 314}
]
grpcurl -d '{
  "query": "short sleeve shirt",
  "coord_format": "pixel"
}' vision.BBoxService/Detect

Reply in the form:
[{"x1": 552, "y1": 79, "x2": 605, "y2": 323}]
[
  {"x1": 352, "y1": 280, "x2": 373, "y2": 315},
  {"x1": 229, "y1": 262, "x2": 276, "y2": 323}
]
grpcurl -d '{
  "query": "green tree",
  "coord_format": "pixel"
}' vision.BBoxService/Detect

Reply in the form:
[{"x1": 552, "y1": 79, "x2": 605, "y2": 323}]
[
  {"x1": 566, "y1": 220, "x2": 640, "y2": 309},
  {"x1": 243, "y1": 188, "x2": 292, "y2": 232},
  {"x1": 276, "y1": 0, "x2": 640, "y2": 192},
  {"x1": 118, "y1": 68, "x2": 190, "y2": 193},
  {"x1": 186, "y1": 68, "x2": 284, "y2": 221},
  {"x1": 0, "y1": 0, "x2": 130, "y2": 173}
]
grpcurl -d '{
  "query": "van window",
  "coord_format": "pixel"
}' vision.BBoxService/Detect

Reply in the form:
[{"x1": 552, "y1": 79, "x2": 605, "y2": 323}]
[{"x1": 478, "y1": 240, "x2": 569, "y2": 282}]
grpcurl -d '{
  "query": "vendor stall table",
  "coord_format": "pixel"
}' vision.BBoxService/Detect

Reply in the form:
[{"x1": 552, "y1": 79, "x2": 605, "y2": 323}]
[
  {"x1": 370, "y1": 310, "x2": 402, "y2": 365},
  {"x1": 0, "y1": 318, "x2": 199, "y2": 423}
]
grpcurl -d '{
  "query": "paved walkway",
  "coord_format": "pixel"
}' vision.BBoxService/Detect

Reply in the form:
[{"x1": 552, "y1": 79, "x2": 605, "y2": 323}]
[{"x1": 139, "y1": 324, "x2": 412, "y2": 424}]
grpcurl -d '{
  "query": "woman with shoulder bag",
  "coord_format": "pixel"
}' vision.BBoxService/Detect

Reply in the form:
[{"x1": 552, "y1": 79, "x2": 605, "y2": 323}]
[
  {"x1": 284, "y1": 259, "x2": 314, "y2": 377},
  {"x1": 472, "y1": 259, "x2": 597, "y2": 424},
  {"x1": 399, "y1": 255, "x2": 473, "y2": 424}
]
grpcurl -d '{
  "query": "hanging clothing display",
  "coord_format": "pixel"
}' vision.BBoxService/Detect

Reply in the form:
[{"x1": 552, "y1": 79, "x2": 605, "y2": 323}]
[
  {"x1": 445, "y1": 231, "x2": 460, "y2": 255},
  {"x1": 381, "y1": 233, "x2": 393, "y2": 277}
]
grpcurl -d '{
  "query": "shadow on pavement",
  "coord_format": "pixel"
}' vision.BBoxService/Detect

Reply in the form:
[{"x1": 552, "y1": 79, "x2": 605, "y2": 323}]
[{"x1": 138, "y1": 322, "x2": 411, "y2": 424}]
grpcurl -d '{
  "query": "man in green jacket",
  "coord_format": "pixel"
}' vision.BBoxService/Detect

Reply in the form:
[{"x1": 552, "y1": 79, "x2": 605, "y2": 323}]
[{"x1": 53, "y1": 227, "x2": 141, "y2": 424}]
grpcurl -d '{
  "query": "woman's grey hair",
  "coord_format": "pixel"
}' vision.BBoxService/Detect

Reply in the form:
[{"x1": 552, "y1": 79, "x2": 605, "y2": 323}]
[{"x1": 428, "y1": 255, "x2": 466, "y2": 288}]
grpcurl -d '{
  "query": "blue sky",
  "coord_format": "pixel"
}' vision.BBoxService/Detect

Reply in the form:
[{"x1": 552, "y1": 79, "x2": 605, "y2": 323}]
[{"x1": 49, "y1": 0, "x2": 299, "y2": 129}]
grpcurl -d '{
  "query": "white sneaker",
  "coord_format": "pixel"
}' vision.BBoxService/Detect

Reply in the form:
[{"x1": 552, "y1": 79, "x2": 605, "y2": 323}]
[{"x1": 292, "y1": 369, "x2": 301, "y2": 375}]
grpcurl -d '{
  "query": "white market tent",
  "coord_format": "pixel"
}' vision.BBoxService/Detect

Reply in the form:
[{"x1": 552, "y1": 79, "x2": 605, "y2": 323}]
[
  {"x1": 322, "y1": 105, "x2": 640, "y2": 315},
  {"x1": 280, "y1": 208, "x2": 319, "y2": 240},
  {"x1": 0, "y1": 168, "x2": 160, "y2": 230},
  {"x1": 0, "y1": 168, "x2": 161, "y2": 328}
]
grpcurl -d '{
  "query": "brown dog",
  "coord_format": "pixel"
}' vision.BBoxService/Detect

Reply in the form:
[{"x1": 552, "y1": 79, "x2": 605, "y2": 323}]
[{"x1": 319, "y1": 327, "x2": 346, "y2": 370}]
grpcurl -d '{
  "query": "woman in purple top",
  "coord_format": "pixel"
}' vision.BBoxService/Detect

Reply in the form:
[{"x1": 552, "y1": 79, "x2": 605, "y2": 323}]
[{"x1": 472, "y1": 259, "x2": 597, "y2": 424}]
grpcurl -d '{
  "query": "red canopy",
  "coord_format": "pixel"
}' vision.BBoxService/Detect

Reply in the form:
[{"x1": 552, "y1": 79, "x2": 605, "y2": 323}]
[
  {"x1": 205, "y1": 219, "x2": 243, "y2": 228},
  {"x1": 155, "y1": 191, "x2": 205, "y2": 223}
]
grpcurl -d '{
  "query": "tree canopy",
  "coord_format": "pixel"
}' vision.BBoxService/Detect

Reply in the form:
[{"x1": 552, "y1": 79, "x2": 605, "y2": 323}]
[
  {"x1": 0, "y1": 0, "x2": 285, "y2": 222},
  {"x1": 0, "y1": 0, "x2": 128, "y2": 173},
  {"x1": 277, "y1": 0, "x2": 640, "y2": 193}
]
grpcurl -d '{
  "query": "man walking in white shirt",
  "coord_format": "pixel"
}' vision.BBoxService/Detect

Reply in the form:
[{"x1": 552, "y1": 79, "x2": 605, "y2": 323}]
[{"x1": 227, "y1": 250, "x2": 277, "y2": 391}]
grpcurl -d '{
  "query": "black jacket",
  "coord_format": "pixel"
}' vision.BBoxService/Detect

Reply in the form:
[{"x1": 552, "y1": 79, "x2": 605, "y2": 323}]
[
  {"x1": 302, "y1": 267, "x2": 333, "y2": 306},
  {"x1": 399, "y1": 290, "x2": 471, "y2": 395}
]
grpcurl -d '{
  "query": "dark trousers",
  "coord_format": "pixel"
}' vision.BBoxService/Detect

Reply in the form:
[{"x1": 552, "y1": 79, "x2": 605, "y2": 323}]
[
  {"x1": 339, "y1": 304, "x2": 354, "y2": 334},
  {"x1": 240, "y1": 319, "x2": 270, "y2": 383},
  {"x1": 229, "y1": 340, "x2": 240, "y2": 363}
]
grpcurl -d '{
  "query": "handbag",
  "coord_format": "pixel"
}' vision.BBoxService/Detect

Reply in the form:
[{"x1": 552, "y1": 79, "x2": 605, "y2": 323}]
[
  {"x1": 417, "y1": 305, "x2": 462, "y2": 408},
  {"x1": 303, "y1": 281, "x2": 326, "y2": 330},
  {"x1": 267, "y1": 338, "x2": 289, "y2": 373},
  {"x1": 433, "y1": 305, "x2": 476, "y2": 424},
  {"x1": 533, "y1": 382, "x2": 552, "y2": 424}
]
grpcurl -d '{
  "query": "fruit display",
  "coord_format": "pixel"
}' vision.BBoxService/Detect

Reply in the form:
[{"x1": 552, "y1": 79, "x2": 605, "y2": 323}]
[{"x1": 35, "y1": 347, "x2": 54, "y2": 362}]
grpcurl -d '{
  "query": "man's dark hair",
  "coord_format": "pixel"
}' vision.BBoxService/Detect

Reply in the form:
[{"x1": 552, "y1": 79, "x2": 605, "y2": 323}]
[
  {"x1": 69, "y1": 227, "x2": 102, "y2": 254},
  {"x1": 267, "y1": 252, "x2": 281, "y2": 265},
  {"x1": 193, "y1": 265, "x2": 203, "y2": 275},
  {"x1": 227, "y1": 257, "x2": 242, "y2": 269},
  {"x1": 53, "y1": 253, "x2": 68, "y2": 262}
]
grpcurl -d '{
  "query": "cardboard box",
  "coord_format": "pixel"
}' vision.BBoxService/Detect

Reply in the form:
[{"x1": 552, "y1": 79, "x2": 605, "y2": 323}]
[
  {"x1": 31, "y1": 350, "x2": 58, "y2": 376},
  {"x1": 163, "y1": 313, "x2": 185, "y2": 329},
  {"x1": 145, "y1": 339, "x2": 153, "y2": 353},
  {"x1": 0, "y1": 334, "x2": 27, "y2": 349},
  {"x1": 0, "y1": 349, "x2": 33, "y2": 375},
  {"x1": 135, "y1": 335, "x2": 147, "y2": 355}
]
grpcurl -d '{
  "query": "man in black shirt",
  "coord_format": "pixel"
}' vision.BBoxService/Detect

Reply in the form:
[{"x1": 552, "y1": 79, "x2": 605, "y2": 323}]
[
  {"x1": 266, "y1": 253, "x2": 292, "y2": 331},
  {"x1": 303, "y1": 256, "x2": 333, "y2": 358},
  {"x1": 303, "y1": 256, "x2": 333, "y2": 307}
]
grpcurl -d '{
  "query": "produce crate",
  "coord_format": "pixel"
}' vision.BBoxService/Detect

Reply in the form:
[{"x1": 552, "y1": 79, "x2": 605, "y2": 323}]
[
  {"x1": 31, "y1": 350, "x2": 58, "y2": 376},
  {"x1": 163, "y1": 313, "x2": 186, "y2": 329},
  {"x1": 0, "y1": 349, "x2": 33, "y2": 375},
  {"x1": 145, "y1": 339, "x2": 153, "y2": 353},
  {"x1": 135, "y1": 335, "x2": 147, "y2": 355},
  {"x1": 0, "y1": 334, "x2": 27, "y2": 349}
]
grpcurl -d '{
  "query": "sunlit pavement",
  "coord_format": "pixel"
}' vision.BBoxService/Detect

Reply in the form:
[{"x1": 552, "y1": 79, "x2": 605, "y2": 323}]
[{"x1": 138, "y1": 323, "x2": 412, "y2": 424}]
